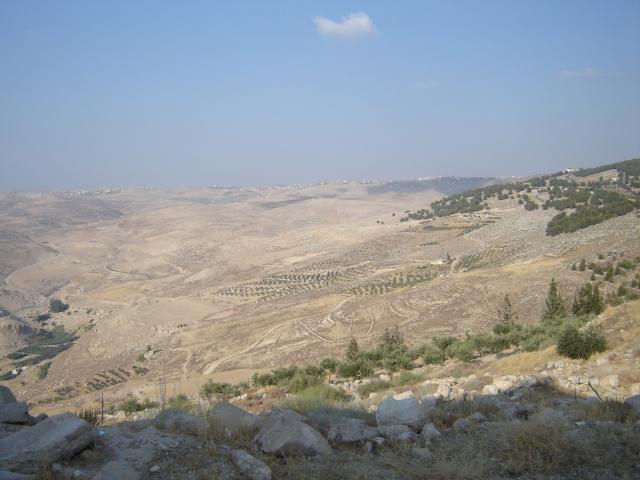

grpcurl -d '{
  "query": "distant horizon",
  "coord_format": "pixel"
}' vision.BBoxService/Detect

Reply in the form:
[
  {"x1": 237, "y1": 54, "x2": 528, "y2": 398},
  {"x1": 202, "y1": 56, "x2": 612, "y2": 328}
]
[
  {"x1": 1, "y1": 155, "x2": 635, "y2": 194},
  {"x1": 2, "y1": 1, "x2": 639, "y2": 191}
]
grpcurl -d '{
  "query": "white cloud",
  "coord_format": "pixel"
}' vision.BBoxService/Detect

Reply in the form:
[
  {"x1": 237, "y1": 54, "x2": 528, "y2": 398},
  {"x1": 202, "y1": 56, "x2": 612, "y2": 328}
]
[
  {"x1": 313, "y1": 12, "x2": 376, "y2": 38},
  {"x1": 560, "y1": 67, "x2": 619, "y2": 78}
]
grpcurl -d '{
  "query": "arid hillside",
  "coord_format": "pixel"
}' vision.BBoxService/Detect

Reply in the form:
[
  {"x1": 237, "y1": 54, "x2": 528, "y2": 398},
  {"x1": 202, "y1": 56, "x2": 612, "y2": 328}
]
[{"x1": 0, "y1": 166, "x2": 639, "y2": 415}]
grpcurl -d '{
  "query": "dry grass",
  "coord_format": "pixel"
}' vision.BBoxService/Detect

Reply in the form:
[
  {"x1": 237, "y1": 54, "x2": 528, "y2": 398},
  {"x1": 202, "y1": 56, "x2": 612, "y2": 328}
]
[
  {"x1": 478, "y1": 345, "x2": 559, "y2": 376},
  {"x1": 427, "y1": 399, "x2": 500, "y2": 429},
  {"x1": 577, "y1": 398, "x2": 639, "y2": 423},
  {"x1": 501, "y1": 416, "x2": 577, "y2": 474}
]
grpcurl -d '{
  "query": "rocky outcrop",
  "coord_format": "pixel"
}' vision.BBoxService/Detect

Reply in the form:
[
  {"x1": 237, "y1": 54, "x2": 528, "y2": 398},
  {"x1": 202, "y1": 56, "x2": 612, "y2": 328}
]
[
  {"x1": 326, "y1": 417, "x2": 378, "y2": 444},
  {"x1": 375, "y1": 395, "x2": 425, "y2": 431},
  {"x1": 254, "y1": 413, "x2": 331, "y2": 457},
  {"x1": 231, "y1": 449, "x2": 272, "y2": 480},
  {"x1": 153, "y1": 409, "x2": 209, "y2": 436},
  {"x1": 209, "y1": 402, "x2": 264, "y2": 436},
  {"x1": 0, "y1": 386, "x2": 17, "y2": 406},
  {"x1": 0, "y1": 413, "x2": 95, "y2": 473},
  {"x1": 0, "y1": 402, "x2": 29, "y2": 425}
]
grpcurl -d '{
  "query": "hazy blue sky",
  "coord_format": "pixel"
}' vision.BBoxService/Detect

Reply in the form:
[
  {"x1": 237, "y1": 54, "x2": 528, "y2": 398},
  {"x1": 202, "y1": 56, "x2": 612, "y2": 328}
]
[{"x1": 1, "y1": 1, "x2": 639, "y2": 190}]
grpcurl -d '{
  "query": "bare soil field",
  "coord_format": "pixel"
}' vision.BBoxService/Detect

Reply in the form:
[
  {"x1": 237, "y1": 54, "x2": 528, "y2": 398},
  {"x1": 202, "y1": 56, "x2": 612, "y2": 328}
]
[{"x1": 0, "y1": 179, "x2": 639, "y2": 413}]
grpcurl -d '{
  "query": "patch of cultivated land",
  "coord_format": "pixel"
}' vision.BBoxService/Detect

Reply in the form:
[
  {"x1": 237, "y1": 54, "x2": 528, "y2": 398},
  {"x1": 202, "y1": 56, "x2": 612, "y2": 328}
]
[{"x1": 0, "y1": 174, "x2": 639, "y2": 414}]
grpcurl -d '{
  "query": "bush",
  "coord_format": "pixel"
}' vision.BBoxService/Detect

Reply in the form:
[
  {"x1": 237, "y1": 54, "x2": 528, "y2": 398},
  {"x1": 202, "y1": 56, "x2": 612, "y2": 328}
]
[
  {"x1": 337, "y1": 358, "x2": 374, "y2": 379},
  {"x1": 446, "y1": 340, "x2": 475, "y2": 362},
  {"x1": 283, "y1": 372, "x2": 323, "y2": 393},
  {"x1": 49, "y1": 298, "x2": 69, "y2": 313},
  {"x1": 200, "y1": 380, "x2": 241, "y2": 399},
  {"x1": 278, "y1": 384, "x2": 347, "y2": 412},
  {"x1": 433, "y1": 336, "x2": 457, "y2": 352},
  {"x1": 119, "y1": 397, "x2": 158, "y2": 414},
  {"x1": 37, "y1": 362, "x2": 51, "y2": 380},
  {"x1": 381, "y1": 350, "x2": 412, "y2": 372},
  {"x1": 319, "y1": 357, "x2": 338, "y2": 373},
  {"x1": 422, "y1": 346, "x2": 447, "y2": 365},
  {"x1": 167, "y1": 394, "x2": 195, "y2": 412},
  {"x1": 356, "y1": 379, "x2": 390, "y2": 397},
  {"x1": 556, "y1": 326, "x2": 607, "y2": 359}
]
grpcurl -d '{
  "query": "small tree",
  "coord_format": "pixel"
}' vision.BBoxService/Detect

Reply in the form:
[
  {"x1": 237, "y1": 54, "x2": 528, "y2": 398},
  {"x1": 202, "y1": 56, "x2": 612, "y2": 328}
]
[
  {"x1": 346, "y1": 337, "x2": 360, "y2": 362},
  {"x1": 557, "y1": 326, "x2": 607, "y2": 359},
  {"x1": 49, "y1": 298, "x2": 69, "y2": 313},
  {"x1": 572, "y1": 283, "x2": 604, "y2": 316},
  {"x1": 542, "y1": 278, "x2": 566, "y2": 323},
  {"x1": 494, "y1": 294, "x2": 518, "y2": 334}
]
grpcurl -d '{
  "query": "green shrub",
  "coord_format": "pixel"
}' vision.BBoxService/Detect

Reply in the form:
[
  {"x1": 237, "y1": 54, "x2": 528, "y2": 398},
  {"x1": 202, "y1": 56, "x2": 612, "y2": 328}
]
[
  {"x1": 49, "y1": 298, "x2": 69, "y2": 313},
  {"x1": 433, "y1": 336, "x2": 457, "y2": 352},
  {"x1": 556, "y1": 326, "x2": 607, "y2": 359},
  {"x1": 120, "y1": 397, "x2": 158, "y2": 414},
  {"x1": 283, "y1": 372, "x2": 323, "y2": 393},
  {"x1": 167, "y1": 394, "x2": 195, "y2": 412},
  {"x1": 446, "y1": 340, "x2": 475, "y2": 362},
  {"x1": 37, "y1": 362, "x2": 51, "y2": 380},
  {"x1": 200, "y1": 380, "x2": 241, "y2": 399},
  {"x1": 422, "y1": 346, "x2": 447, "y2": 365},
  {"x1": 356, "y1": 379, "x2": 390, "y2": 397},
  {"x1": 279, "y1": 384, "x2": 347, "y2": 412},
  {"x1": 319, "y1": 357, "x2": 338, "y2": 373},
  {"x1": 337, "y1": 358, "x2": 374, "y2": 379},
  {"x1": 381, "y1": 350, "x2": 412, "y2": 372}
]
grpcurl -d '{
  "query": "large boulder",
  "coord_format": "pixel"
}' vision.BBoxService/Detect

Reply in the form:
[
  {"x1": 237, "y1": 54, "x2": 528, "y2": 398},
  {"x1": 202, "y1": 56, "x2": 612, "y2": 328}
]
[
  {"x1": 0, "y1": 413, "x2": 95, "y2": 473},
  {"x1": 153, "y1": 409, "x2": 209, "y2": 437},
  {"x1": 254, "y1": 414, "x2": 331, "y2": 457},
  {"x1": 624, "y1": 395, "x2": 640, "y2": 415},
  {"x1": 209, "y1": 403, "x2": 263, "y2": 436},
  {"x1": 0, "y1": 402, "x2": 29, "y2": 425},
  {"x1": 0, "y1": 387, "x2": 16, "y2": 406},
  {"x1": 375, "y1": 396, "x2": 425, "y2": 430},
  {"x1": 231, "y1": 449, "x2": 271, "y2": 480},
  {"x1": 326, "y1": 417, "x2": 378, "y2": 444}
]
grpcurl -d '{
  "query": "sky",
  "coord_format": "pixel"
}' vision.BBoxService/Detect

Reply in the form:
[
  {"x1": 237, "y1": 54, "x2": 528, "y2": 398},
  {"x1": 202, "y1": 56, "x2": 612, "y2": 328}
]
[{"x1": 1, "y1": 1, "x2": 639, "y2": 191}]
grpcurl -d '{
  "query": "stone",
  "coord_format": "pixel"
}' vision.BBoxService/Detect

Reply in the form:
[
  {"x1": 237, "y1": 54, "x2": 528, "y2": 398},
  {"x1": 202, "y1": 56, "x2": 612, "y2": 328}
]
[
  {"x1": 209, "y1": 402, "x2": 264, "y2": 436},
  {"x1": 149, "y1": 465, "x2": 161, "y2": 473},
  {"x1": 481, "y1": 384, "x2": 499, "y2": 396},
  {"x1": 453, "y1": 418, "x2": 472, "y2": 431},
  {"x1": 0, "y1": 387, "x2": 17, "y2": 406},
  {"x1": 435, "y1": 383, "x2": 452, "y2": 400},
  {"x1": 231, "y1": 449, "x2": 271, "y2": 480},
  {"x1": 379, "y1": 374, "x2": 391, "y2": 382},
  {"x1": 624, "y1": 395, "x2": 640, "y2": 415},
  {"x1": 0, "y1": 413, "x2": 95, "y2": 474},
  {"x1": 420, "y1": 395, "x2": 439, "y2": 409},
  {"x1": 395, "y1": 431, "x2": 417, "y2": 443},
  {"x1": 411, "y1": 447, "x2": 433, "y2": 460},
  {"x1": 375, "y1": 396, "x2": 425, "y2": 430},
  {"x1": 419, "y1": 422, "x2": 441, "y2": 443},
  {"x1": 393, "y1": 391, "x2": 415, "y2": 401},
  {"x1": 28, "y1": 413, "x2": 48, "y2": 426},
  {"x1": 629, "y1": 383, "x2": 640, "y2": 395},
  {"x1": 605, "y1": 374, "x2": 619, "y2": 388},
  {"x1": 327, "y1": 417, "x2": 378, "y2": 444},
  {"x1": 378, "y1": 424, "x2": 411, "y2": 439},
  {"x1": 0, "y1": 402, "x2": 29, "y2": 425},
  {"x1": 93, "y1": 460, "x2": 139, "y2": 480},
  {"x1": 254, "y1": 414, "x2": 331, "y2": 457},
  {"x1": 153, "y1": 409, "x2": 209, "y2": 437}
]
